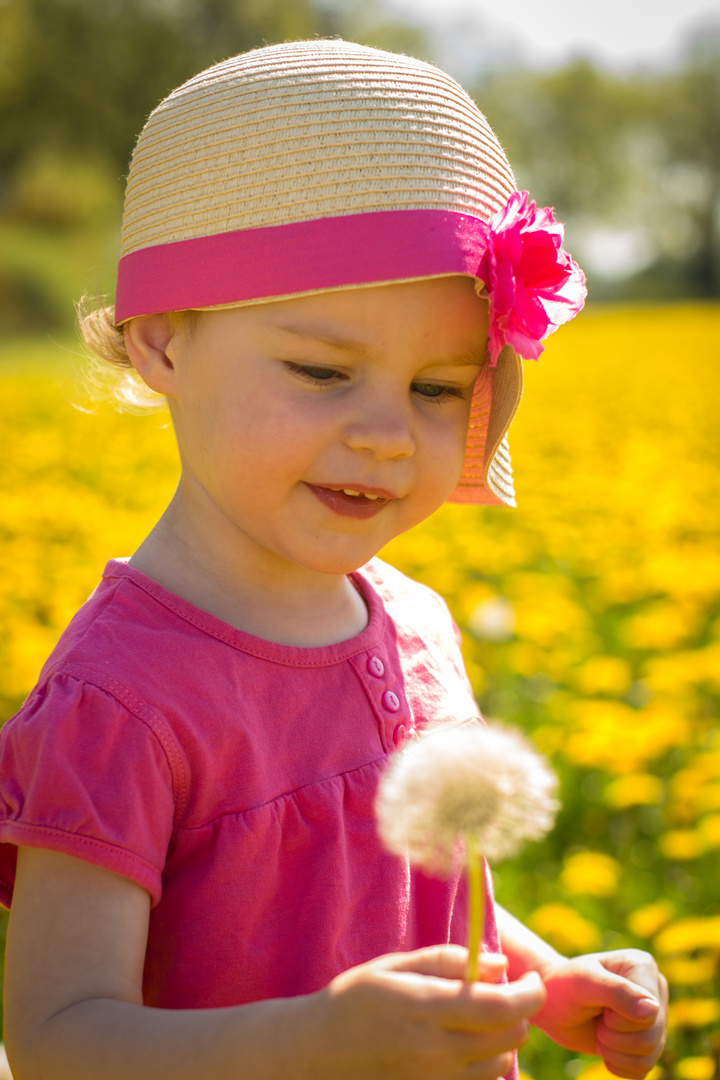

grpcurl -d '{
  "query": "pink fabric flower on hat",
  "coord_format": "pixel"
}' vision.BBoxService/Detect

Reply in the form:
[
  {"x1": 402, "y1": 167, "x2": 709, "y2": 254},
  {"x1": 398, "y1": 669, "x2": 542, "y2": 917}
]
[{"x1": 477, "y1": 191, "x2": 587, "y2": 366}]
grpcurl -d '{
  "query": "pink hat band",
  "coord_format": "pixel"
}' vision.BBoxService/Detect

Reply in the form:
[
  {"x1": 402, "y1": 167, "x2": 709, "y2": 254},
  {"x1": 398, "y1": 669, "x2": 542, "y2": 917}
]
[{"x1": 115, "y1": 209, "x2": 488, "y2": 324}]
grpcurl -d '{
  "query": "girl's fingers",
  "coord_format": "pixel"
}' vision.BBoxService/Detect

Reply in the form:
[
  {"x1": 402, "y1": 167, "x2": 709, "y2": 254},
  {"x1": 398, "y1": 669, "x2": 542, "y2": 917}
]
[
  {"x1": 442, "y1": 1018, "x2": 531, "y2": 1057},
  {"x1": 595, "y1": 1046, "x2": 663, "y2": 1080},
  {"x1": 380, "y1": 945, "x2": 506, "y2": 981},
  {"x1": 377, "y1": 945, "x2": 545, "y2": 1026},
  {"x1": 464, "y1": 1051, "x2": 516, "y2": 1078},
  {"x1": 597, "y1": 1012, "x2": 666, "y2": 1079},
  {"x1": 597, "y1": 1021, "x2": 664, "y2": 1053},
  {"x1": 422, "y1": 971, "x2": 546, "y2": 1031}
]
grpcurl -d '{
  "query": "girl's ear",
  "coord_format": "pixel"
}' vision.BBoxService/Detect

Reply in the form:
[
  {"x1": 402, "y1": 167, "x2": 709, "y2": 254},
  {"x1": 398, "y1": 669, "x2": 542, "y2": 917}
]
[{"x1": 123, "y1": 314, "x2": 179, "y2": 396}]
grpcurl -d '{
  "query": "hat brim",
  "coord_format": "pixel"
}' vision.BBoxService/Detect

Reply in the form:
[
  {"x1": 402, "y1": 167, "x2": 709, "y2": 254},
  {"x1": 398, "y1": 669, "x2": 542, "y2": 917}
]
[{"x1": 448, "y1": 344, "x2": 523, "y2": 507}]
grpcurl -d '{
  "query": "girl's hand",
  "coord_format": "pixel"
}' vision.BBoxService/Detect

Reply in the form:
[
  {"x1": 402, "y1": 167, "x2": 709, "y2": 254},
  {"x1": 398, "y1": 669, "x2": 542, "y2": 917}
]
[
  {"x1": 7, "y1": 848, "x2": 542, "y2": 1080},
  {"x1": 531, "y1": 949, "x2": 668, "y2": 1079},
  {"x1": 298, "y1": 945, "x2": 546, "y2": 1080}
]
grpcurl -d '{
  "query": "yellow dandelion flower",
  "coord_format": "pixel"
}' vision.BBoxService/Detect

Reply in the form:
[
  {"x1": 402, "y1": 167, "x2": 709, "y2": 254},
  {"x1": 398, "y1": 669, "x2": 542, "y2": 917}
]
[
  {"x1": 668, "y1": 998, "x2": 720, "y2": 1029},
  {"x1": 577, "y1": 1062, "x2": 663, "y2": 1080},
  {"x1": 576, "y1": 1063, "x2": 618, "y2": 1080},
  {"x1": 667, "y1": 768, "x2": 720, "y2": 823},
  {"x1": 675, "y1": 1058, "x2": 716, "y2": 1080},
  {"x1": 627, "y1": 900, "x2": 676, "y2": 940},
  {"x1": 662, "y1": 956, "x2": 717, "y2": 986},
  {"x1": 690, "y1": 753, "x2": 720, "y2": 780},
  {"x1": 528, "y1": 904, "x2": 602, "y2": 956},
  {"x1": 506, "y1": 642, "x2": 545, "y2": 676},
  {"x1": 564, "y1": 701, "x2": 689, "y2": 774},
  {"x1": 7, "y1": 621, "x2": 63, "y2": 698},
  {"x1": 573, "y1": 655, "x2": 632, "y2": 696},
  {"x1": 621, "y1": 601, "x2": 698, "y2": 651},
  {"x1": 696, "y1": 784, "x2": 720, "y2": 815},
  {"x1": 561, "y1": 851, "x2": 621, "y2": 898},
  {"x1": 659, "y1": 830, "x2": 705, "y2": 861},
  {"x1": 531, "y1": 724, "x2": 568, "y2": 756},
  {"x1": 644, "y1": 645, "x2": 720, "y2": 698},
  {"x1": 643, "y1": 651, "x2": 703, "y2": 697},
  {"x1": 698, "y1": 814, "x2": 720, "y2": 848},
  {"x1": 697, "y1": 642, "x2": 720, "y2": 693},
  {"x1": 605, "y1": 773, "x2": 663, "y2": 809},
  {"x1": 655, "y1": 916, "x2": 720, "y2": 955}
]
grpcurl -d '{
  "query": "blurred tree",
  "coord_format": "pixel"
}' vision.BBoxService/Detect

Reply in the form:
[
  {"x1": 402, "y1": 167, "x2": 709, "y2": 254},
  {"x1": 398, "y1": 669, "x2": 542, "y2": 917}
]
[
  {"x1": 0, "y1": 0, "x2": 430, "y2": 329},
  {"x1": 0, "y1": 0, "x2": 323, "y2": 185},
  {"x1": 652, "y1": 29, "x2": 720, "y2": 296},
  {"x1": 473, "y1": 60, "x2": 641, "y2": 221},
  {"x1": 472, "y1": 31, "x2": 720, "y2": 300},
  {"x1": 0, "y1": 0, "x2": 428, "y2": 186},
  {"x1": 1, "y1": 0, "x2": 718, "y2": 320}
]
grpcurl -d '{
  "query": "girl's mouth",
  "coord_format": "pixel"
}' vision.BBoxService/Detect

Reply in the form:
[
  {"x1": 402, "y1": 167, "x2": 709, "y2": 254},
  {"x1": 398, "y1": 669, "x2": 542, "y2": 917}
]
[{"x1": 306, "y1": 484, "x2": 394, "y2": 519}]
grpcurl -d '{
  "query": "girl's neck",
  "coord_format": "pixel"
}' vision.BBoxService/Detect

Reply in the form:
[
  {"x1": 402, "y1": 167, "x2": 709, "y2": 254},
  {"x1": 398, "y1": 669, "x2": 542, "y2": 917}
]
[{"x1": 128, "y1": 492, "x2": 369, "y2": 648}]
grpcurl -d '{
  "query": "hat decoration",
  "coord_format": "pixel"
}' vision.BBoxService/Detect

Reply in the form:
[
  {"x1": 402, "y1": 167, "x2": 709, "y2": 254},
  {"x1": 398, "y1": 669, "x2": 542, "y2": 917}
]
[{"x1": 477, "y1": 191, "x2": 587, "y2": 366}]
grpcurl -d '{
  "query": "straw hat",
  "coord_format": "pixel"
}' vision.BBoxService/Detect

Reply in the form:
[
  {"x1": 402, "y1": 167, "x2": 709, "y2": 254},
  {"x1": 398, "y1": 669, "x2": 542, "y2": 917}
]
[{"x1": 115, "y1": 39, "x2": 532, "y2": 506}]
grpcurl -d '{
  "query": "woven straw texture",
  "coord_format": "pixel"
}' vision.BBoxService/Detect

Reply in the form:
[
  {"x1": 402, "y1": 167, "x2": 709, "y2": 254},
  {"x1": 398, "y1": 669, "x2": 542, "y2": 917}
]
[
  {"x1": 122, "y1": 40, "x2": 515, "y2": 256},
  {"x1": 119, "y1": 39, "x2": 523, "y2": 506}
]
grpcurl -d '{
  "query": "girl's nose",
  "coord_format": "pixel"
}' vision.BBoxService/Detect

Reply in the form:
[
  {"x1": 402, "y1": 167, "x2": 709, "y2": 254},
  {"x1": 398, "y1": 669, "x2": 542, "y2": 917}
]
[{"x1": 343, "y1": 397, "x2": 416, "y2": 461}]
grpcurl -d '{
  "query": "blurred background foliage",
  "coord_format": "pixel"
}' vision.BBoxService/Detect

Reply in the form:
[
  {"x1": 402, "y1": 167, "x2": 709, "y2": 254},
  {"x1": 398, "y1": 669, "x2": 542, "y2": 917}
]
[
  {"x1": 1, "y1": 0, "x2": 720, "y2": 331},
  {"x1": 1, "y1": 2, "x2": 720, "y2": 1079}
]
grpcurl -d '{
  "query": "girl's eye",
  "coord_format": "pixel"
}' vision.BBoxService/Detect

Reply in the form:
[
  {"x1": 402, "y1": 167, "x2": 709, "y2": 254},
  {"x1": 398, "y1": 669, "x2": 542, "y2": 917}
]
[
  {"x1": 412, "y1": 382, "x2": 466, "y2": 401},
  {"x1": 284, "y1": 361, "x2": 343, "y2": 383}
]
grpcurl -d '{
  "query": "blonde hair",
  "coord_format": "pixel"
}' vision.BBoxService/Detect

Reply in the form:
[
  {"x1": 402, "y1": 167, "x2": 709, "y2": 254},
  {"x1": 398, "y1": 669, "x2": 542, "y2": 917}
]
[{"x1": 77, "y1": 297, "x2": 198, "y2": 411}]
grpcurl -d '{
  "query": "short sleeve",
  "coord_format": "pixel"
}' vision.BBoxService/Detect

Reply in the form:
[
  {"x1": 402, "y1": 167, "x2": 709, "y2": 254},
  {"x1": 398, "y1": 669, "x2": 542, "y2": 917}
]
[{"x1": 0, "y1": 673, "x2": 176, "y2": 907}]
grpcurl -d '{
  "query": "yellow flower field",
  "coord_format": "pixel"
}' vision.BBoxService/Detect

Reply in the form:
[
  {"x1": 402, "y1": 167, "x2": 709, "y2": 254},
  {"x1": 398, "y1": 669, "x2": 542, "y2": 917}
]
[{"x1": 1, "y1": 302, "x2": 719, "y2": 1078}]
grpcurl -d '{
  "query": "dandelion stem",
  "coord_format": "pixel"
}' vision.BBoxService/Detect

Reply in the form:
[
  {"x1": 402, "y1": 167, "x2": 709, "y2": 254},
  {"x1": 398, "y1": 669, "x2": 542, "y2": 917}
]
[{"x1": 465, "y1": 832, "x2": 484, "y2": 982}]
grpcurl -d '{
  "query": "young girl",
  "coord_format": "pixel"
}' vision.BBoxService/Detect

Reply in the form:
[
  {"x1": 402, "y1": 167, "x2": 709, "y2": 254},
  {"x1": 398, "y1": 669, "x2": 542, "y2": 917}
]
[{"x1": 0, "y1": 39, "x2": 666, "y2": 1080}]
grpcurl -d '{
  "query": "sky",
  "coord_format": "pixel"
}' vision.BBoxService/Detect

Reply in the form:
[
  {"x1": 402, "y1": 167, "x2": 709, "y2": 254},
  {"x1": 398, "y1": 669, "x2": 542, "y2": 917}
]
[{"x1": 388, "y1": 0, "x2": 720, "y2": 71}]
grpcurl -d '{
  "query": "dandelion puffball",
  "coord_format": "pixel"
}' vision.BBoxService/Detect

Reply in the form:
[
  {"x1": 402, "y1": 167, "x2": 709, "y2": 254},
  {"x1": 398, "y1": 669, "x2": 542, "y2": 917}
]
[{"x1": 376, "y1": 719, "x2": 559, "y2": 876}]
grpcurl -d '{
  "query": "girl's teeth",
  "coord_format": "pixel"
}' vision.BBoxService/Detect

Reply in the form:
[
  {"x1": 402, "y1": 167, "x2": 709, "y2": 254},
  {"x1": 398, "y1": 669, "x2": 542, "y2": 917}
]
[{"x1": 342, "y1": 489, "x2": 380, "y2": 500}]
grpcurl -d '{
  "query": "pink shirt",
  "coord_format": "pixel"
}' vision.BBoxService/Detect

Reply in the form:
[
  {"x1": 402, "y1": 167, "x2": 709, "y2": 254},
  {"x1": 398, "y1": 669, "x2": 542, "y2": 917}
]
[{"x1": 0, "y1": 558, "x2": 503, "y2": 1011}]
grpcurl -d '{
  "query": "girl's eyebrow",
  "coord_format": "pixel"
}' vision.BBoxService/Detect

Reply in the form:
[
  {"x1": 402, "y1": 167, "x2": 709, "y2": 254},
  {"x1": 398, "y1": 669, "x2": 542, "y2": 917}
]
[
  {"x1": 267, "y1": 319, "x2": 368, "y2": 355},
  {"x1": 267, "y1": 320, "x2": 485, "y2": 367}
]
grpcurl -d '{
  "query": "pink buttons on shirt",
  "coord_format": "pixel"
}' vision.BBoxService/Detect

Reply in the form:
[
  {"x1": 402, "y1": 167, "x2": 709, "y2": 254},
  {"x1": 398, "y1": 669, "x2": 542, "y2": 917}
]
[
  {"x1": 367, "y1": 656, "x2": 385, "y2": 678},
  {"x1": 393, "y1": 723, "x2": 407, "y2": 747},
  {"x1": 382, "y1": 690, "x2": 400, "y2": 713}
]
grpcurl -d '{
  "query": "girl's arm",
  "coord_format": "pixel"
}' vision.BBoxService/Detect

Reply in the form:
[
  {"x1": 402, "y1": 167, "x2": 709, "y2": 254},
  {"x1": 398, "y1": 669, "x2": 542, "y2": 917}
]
[
  {"x1": 5, "y1": 847, "x2": 545, "y2": 1080},
  {"x1": 495, "y1": 905, "x2": 668, "y2": 1079}
]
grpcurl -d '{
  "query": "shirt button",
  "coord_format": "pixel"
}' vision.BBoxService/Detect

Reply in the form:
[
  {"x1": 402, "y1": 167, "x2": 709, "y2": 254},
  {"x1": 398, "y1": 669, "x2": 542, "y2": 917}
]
[
  {"x1": 393, "y1": 723, "x2": 407, "y2": 748},
  {"x1": 382, "y1": 690, "x2": 400, "y2": 712},
  {"x1": 367, "y1": 656, "x2": 385, "y2": 678}
]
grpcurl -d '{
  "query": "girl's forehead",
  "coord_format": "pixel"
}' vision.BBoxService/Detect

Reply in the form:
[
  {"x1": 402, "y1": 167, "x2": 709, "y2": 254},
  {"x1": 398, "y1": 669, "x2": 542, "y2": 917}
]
[
  {"x1": 228, "y1": 277, "x2": 486, "y2": 324},
  {"x1": 199, "y1": 278, "x2": 489, "y2": 355}
]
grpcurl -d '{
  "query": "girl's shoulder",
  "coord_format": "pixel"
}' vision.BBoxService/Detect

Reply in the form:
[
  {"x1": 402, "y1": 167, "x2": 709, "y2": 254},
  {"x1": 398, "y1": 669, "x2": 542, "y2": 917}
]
[
  {"x1": 35, "y1": 558, "x2": 197, "y2": 683},
  {"x1": 357, "y1": 557, "x2": 456, "y2": 629}
]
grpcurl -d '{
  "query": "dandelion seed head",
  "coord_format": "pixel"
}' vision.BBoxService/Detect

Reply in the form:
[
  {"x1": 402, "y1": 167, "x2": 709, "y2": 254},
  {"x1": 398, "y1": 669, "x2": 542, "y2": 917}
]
[{"x1": 376, "y1": 718, "x2": 559, "y2": 876}]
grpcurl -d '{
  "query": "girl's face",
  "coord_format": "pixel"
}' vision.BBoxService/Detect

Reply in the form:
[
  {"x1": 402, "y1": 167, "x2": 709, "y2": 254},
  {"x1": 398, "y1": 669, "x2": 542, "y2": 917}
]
[{"x1": 161, "y1": 277, "x2": 488, "y2": 577}]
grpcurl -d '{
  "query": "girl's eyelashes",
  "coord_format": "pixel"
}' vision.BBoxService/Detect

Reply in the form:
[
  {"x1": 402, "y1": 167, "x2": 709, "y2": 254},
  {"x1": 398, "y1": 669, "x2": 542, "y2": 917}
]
[
  {"x1": 411, "y1": 381, "x2": 468, "y2": 402},
  {"x1": 283, "y1": 362, "x2": 469, "y2": 402},
  {"x1": 283, "y1": 361, "x2": 346, "y2": 384}
]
